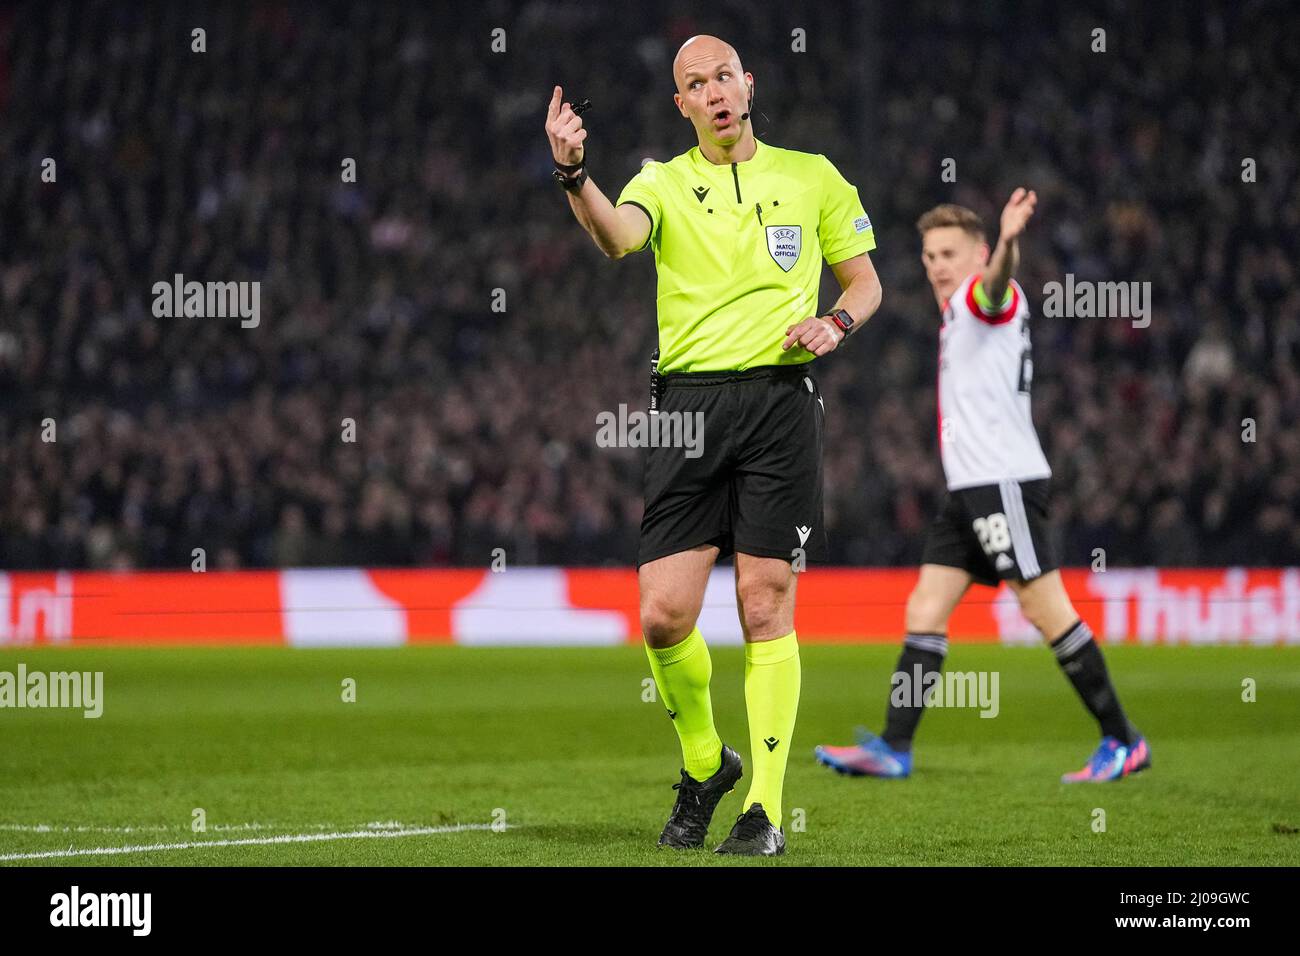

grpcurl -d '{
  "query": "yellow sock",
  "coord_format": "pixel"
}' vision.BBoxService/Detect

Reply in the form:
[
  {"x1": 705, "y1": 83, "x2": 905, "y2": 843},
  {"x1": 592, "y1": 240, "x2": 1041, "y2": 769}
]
[
  {"x1": 740, "y1": 631, "x2": 801, "y2": 828},
  {"x1": 645, "y1": 627, "x2": 722, "y2": 781}
]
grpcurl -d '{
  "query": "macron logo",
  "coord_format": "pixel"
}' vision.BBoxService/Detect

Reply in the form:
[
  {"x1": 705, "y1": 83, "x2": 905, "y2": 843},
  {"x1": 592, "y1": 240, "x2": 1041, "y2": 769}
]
[
  {"x1": 795, "y1": 526, "x2": 811, "y2": 547},
  {"x1": 50, "y1": 886, "x2": 151, "y2": 936}
]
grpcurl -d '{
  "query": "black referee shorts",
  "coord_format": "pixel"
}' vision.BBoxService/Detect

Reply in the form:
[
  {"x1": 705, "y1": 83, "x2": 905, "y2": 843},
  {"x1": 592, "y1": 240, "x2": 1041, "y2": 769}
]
[
  {"x1": 637, "y1": 364, "x2": 827, "y2": 568},
  {"x1": 920, "y1": 478, "x2": 1059, "y2": 587}
]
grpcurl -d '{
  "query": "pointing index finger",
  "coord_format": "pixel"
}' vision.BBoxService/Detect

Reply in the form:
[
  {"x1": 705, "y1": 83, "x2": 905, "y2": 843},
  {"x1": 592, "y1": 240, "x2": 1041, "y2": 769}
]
[
  {"x1": 782, "y1": 317, "x2": 810, "y2": 350},
  {"x1": 548, "y1": 86, "x2": 562, "y2": 122}
]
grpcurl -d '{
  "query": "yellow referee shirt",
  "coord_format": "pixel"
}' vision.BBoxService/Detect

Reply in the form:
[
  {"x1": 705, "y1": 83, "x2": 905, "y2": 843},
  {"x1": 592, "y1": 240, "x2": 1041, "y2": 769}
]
[{"x1": 616, "y1": 137, "x2": 876, "y2": 373}]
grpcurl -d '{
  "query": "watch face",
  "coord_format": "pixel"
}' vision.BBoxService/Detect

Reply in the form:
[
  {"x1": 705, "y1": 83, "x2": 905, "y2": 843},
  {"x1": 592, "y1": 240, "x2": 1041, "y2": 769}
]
[
  {"x1": 555, "y1": 169, "x2": 585, "y2": 190},
  {"x1": 833, "y1": 309, "x2": 853, "y2": 330}
]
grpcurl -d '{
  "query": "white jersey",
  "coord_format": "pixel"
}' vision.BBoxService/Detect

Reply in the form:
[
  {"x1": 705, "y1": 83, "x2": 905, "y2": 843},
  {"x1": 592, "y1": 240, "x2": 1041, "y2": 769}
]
[{"x1": 937, "y1": 273, "x2": 1051, "y2": 490}]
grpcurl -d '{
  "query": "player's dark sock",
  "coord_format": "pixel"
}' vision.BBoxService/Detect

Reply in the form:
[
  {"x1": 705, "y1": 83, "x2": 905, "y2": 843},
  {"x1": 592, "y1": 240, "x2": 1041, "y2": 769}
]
[
  {"x1": 1050, "y1": 620, "x2": 1135, "y2": 745},
  {"x1": 881, "y1": 632, "x2": 947, "y2": 752}
]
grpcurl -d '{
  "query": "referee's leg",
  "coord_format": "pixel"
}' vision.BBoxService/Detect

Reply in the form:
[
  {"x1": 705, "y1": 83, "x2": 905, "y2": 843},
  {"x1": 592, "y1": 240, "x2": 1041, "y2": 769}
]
[
  {"x1": 639, "y1": 544, "x2": 724, "y2": 782},
  {"x1": 639, "y1": 544, "x2": 719, "y2": 648},
  {"x1": 733, "y1": 552, "x2": 800, "y2": 829},
  {"x1": 734, "y1": 552, "x2": 796, "y2": 642}
]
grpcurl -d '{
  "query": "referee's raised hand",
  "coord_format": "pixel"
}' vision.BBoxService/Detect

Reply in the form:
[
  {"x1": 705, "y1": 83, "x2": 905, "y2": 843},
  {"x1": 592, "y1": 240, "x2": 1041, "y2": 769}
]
[{"x1": 546, "y1": 86, "x2": 586, "y2": 167}]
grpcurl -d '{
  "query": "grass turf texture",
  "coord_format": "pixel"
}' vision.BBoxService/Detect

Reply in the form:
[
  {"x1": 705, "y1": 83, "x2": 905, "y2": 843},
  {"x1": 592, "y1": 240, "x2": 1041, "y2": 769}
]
[{"x1": 1, "y1": 645, "x2": 1297, "y2": 866}]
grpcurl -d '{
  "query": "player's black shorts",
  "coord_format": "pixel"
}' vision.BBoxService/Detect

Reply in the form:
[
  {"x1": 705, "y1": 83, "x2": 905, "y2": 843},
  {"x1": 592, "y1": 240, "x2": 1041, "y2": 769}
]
[
  {"x1": 637, "y1": 364, "x2": 826, "y2": 568},
  {"x1": 920, "y1": 478, "x2": 1059, "y2": 586}
]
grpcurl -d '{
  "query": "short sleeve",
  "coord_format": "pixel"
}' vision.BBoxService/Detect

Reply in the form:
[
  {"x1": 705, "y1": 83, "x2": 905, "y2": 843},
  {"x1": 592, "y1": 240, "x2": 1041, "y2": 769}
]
[
  {"x1": 818, "y1": 155, "x2": 876, "y2": 264},
  {"x1": 615, "y1": 161, "x2": 664, "y2": 253}
]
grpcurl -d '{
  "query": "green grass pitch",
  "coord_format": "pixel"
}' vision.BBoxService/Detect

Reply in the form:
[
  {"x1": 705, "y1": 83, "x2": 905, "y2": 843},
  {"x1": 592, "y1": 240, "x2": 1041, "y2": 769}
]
[{"x1": 1, "y1": 644, "x2": 1297, "y2": 866}]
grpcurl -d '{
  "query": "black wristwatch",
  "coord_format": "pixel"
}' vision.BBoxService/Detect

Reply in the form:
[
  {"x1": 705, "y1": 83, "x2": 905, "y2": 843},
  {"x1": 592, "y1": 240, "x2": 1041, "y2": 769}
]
[
  {"x1": 553, "y1": 165, "x2": 587, "y2": 192},
  {"x1": 826, "y1": 308, "x2": 855, "y2": 336}
]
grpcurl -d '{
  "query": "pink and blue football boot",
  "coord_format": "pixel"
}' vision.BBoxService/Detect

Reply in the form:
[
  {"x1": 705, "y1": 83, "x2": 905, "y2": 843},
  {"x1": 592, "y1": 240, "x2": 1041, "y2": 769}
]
[
  {"x1": 814, "y1": 728, "x2": 912, "y2": 779},
  {"x1": 1061, "y1": 734, "x2": 1151, "y2": 783}
]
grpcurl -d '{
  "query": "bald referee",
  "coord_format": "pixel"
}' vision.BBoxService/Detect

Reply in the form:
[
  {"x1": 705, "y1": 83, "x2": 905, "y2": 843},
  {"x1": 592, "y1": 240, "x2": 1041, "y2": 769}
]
[{"x1": 546, "y1": 35, "x2": 882, "y2": 855}]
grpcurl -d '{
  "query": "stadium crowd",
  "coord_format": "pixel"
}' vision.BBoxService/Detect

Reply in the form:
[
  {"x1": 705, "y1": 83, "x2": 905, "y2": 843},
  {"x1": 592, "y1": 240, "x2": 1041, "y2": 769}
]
[{"x1": 1, "y1": 1, "x2": 1296, "y2": 570}]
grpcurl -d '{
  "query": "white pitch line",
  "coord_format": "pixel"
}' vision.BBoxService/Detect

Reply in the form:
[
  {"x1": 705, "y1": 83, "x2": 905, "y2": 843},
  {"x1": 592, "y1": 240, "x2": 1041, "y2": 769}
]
[
  {"x1": 0, "y1": 824, "x2": 173, "y2": 834},
  {"x1": 0, "y1": 820, "x2": 420, "y2": 835},
  {"x1": 0, "y1": 822, "x2": 504, "y2": 862}
]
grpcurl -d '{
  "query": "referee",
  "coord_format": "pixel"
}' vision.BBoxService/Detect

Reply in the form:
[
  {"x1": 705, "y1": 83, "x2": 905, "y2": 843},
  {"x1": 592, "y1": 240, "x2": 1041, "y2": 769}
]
[{"x1": 545, "y1": 34, "x2": 882, "y2": 855}]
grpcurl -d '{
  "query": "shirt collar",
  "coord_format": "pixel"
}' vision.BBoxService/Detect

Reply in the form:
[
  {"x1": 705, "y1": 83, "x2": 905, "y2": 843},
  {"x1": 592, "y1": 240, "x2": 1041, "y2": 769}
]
[{"x1": 692, "y1": 137, "x2": 767, "y2": 170}]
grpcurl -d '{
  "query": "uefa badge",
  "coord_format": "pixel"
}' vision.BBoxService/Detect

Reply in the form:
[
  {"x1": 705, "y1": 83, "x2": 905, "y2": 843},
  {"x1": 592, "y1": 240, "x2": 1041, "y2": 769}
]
[{"x1": 766, "y1": 225, "x2": 801, "y2": 272}]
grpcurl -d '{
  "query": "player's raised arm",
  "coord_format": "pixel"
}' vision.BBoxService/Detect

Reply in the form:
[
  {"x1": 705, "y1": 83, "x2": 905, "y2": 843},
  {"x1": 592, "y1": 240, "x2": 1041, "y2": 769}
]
[
  {"x1": 545, "y1": 85, "x2": 650, "y2": 259},
  {"x1": 981, "y1": 187, "x2": 1037, "y2": 305}
]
